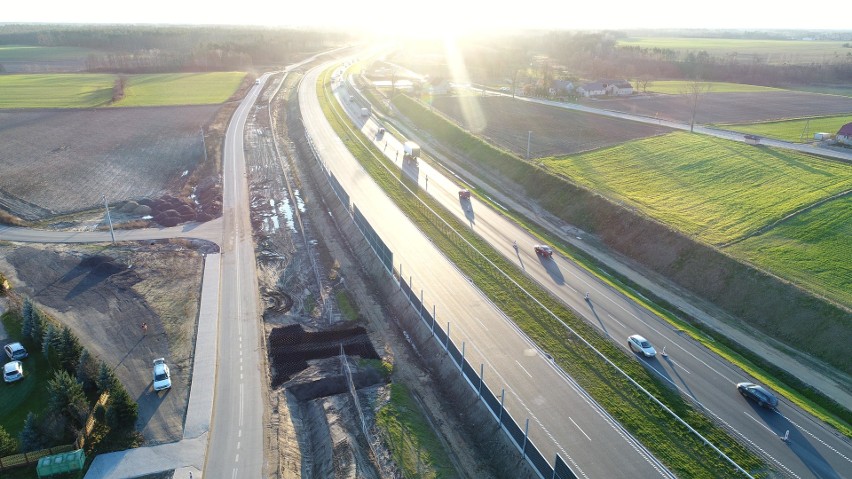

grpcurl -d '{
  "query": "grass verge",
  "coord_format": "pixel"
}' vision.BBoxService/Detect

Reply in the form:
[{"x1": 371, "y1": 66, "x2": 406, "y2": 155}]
[
  {"x1": 714, "y1": 114, "x2": 852, "y2": 143},
  {"x1": 0, "y1": 312, "x2": 53, "y2": 437},
  {"x1": 113, "y1": 72, "x2": 246, "y2": 107},
  {"x1": 376, "y1": 383, "x2": 456, "y2": 479},
  {"x1": 318, "y1": 67, "x2": 766, "y2": 477}
]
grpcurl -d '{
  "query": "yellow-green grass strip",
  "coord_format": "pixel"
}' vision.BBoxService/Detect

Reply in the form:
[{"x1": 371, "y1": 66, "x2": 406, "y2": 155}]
[
  {"x1": 716, "y1": 115, "x2": 852, "y2": 143},
  {"x1": 646, "y1": 80, "x2": 782, "y2": 94},
  {"x1": 112, "y1": 72, "x2": 246, "y2": 107},
  {"x1": 540, "y1": 132, "x2": 852, "y2": 245},
  {"x1": 0, "y1": 74, "x2": 114, "y2": 108}
]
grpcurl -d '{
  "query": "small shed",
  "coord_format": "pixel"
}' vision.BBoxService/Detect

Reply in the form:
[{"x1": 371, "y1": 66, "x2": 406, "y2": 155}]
[
  {"x1": 37, "y1": 449, "x2": 85, "y2": 477},
  {"x1": 836, "y1": 122, "x2": 852, "y2": 146}
]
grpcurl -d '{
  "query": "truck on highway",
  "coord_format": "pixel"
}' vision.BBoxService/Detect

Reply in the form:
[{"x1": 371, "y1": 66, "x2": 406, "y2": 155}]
[
  {"x1": 360, "y1": 107, "x2": 370, "y2": 118},
  {"x1": 403, "y1": 141, "x2": 420, "y2": 162}
]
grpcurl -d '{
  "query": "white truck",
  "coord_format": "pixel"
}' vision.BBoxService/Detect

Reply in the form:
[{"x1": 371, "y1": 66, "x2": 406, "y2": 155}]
[
  {"x1": 403, "y1": 142, "x2": 420, "y2": 163},
  {"x1": 360, "y1": 107, "x2": 370, "y2": 118}
]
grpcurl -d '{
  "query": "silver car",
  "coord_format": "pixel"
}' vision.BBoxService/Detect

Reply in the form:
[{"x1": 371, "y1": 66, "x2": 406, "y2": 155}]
[
  {"x1": 153, "y1": 358, "x2": 172, "y2": 391},
  {"x1": 628, "y1": 334, "x2": 657, "y2": 358},
  {"x1": 4, "y1": 342, "x2": 28, "y2": 360},
  {"x1": 4, "y1": 361, "x2": 23, "y2": 383}
]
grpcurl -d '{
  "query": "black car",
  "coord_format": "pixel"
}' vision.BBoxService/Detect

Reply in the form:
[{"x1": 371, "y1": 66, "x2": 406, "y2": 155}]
[{"x1": 737, "y1": 382, "x2": 778, "y2": 409}]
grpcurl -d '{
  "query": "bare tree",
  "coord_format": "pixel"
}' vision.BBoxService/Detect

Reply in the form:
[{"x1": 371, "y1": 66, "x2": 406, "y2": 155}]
[{"x1": 682, "y1": 79, "x2": 712, "y2": 133}]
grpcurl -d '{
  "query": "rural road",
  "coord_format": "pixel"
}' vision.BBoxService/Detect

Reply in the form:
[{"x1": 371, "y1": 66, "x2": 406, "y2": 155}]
[
  {"x1": 343, "y1": 73, "x2": 852, "y2": 477},
  {"x1": 306, "y1": 62, "x2": 676, "y2": 478}
]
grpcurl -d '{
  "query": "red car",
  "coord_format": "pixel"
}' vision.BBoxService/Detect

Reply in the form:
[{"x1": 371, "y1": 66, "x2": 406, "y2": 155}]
[
  {"x1": 458, "y1": 189, "x2": 471, "y2": 199},
  {"x1": 534, "y1": 245, "x2": 553, "y2": 257}
]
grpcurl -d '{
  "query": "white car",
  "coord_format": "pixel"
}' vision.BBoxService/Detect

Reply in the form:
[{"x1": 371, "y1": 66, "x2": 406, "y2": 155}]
[
  {"x1": 4, "y1": 361, "x2": 23, "y2": 383},
  {"x1": 153, "y1": 358, "x2": 172, "y2": 391},
  {"x1": 4, "y1": 342, "x2": 28, "y2": 360},
  {"x1": 628, "y1": 334, "x2": 657, "y2": 358}
]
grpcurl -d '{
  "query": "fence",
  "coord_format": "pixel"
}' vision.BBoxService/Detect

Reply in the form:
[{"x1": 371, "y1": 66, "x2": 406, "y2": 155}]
[{"x1": 305, "y1": 128, "x2": 576, "y2": 479}]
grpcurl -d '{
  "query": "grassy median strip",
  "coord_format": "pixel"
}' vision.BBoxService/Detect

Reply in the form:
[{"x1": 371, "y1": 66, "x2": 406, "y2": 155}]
[
  {"x1": 390, "y1": 90, "x2": 852, "y2": 439},
  {"x1": 316, "y1": 68, "x2": 767, "y2": 477}
]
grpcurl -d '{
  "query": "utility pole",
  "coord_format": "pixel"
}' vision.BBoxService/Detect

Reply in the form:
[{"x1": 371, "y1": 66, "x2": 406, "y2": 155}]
[
  {"x1": 526, "y1": 131, "x2": 532, "y2": 161},
  {"x1": 102, "y1": 194, "x2": 115, "y2": 244}
]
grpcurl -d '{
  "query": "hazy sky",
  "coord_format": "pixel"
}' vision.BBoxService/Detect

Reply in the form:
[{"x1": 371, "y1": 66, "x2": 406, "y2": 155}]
[{"x1": 4, "y1": 0, "x2": 850, "y2": 33}]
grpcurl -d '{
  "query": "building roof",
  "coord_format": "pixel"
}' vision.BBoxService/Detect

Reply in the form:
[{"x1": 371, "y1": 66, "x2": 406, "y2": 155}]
[
  {"x1": 580, "y1": 82, "x2": 606, "y2": 91},
  {"x1": 838, "y1": 122, "x2": 852, "y2": 136}
]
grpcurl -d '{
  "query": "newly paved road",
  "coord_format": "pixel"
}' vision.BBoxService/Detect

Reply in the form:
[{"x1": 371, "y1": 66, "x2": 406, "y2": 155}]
[
  {"x1": 348, "y1": 81, "x2": 852, "y2": 477},
  {"x1": 305, "y1": 63, "x2": 675, "y2": 478}
]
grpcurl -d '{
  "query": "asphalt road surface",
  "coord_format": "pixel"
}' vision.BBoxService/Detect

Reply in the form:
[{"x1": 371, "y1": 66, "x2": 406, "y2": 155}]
[
  {"x1": 304, "y1": 63, "x2": 678, "y2": 479},
  {"x1": 346, "y1": 80, "x2": 852, "y2": 478}
]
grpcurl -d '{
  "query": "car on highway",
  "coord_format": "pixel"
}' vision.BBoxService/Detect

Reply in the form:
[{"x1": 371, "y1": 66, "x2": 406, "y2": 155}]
[
  {"x1": 153, "y1": 358, "x2": 172, "y2": 391},
  {"x1": 534, "y1": 245, "x2": 553, "y2": 258},
  {"x1": 736, "y1": 382, "x2": 778, "y2": 409},
  {"x1": 458, "y1": 189, "x2": 471, "y2": 199},
  {"x1": 4, "y1": 361, "x2": 23, "y2": 383},
  {"x1": 628, "y1": 334, "x2": 656, "y2": 357},
  {"x1": 4, "y1": 342, "x2": 28, "y2": 360}
]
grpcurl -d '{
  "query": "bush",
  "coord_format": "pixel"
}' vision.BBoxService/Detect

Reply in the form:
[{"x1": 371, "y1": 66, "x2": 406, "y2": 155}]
[
  {"x1": 0, "y1": 425, "x2": 17, "y2": 456},
  {"x1": 106, "y1": 385, "x2": 138, "y2": 432}
]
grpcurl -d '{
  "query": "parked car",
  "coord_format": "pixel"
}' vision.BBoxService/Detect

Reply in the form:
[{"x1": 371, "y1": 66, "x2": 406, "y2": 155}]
[
  {"x1": 153, "y1": 358, "x2": 172, "y2": 391},
  {"x1": 628, "y1": 334, "x2": 656, "y2": 357},
  {"x1": 737, "y1": 382, "x2": 778, "y2": 409},
  {"x1": 458, "y1": 189, "x2": 471, "y2": 199},
  {"x1": 4, "y1": 361, "x2": 23, "y2": 383},
  {"x1": 4, "y1": 342, "x2": 28, "y2": 360},
  {"x1": 534, "y1": 245, "x2": 553, "y2": 258}
]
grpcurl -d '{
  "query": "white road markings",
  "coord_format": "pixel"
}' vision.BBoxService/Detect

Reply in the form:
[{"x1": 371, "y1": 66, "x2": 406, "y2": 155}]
[
  {"x1": 515, "y1": 360, "x2": 533, "y2": 378},
  {"x1": 569, "y1": 417, "x2": 592, "y2": 441}
]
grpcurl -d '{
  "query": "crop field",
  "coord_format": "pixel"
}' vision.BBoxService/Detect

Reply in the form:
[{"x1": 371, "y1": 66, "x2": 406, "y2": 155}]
[
  {"x1": 728, "y1": 195, "x2": 852, "y2": 308},
  {"x1": 587, "y1": 90, "x2": 852, "y2": 124},
  {"x1": 646, "y1": 81, "x2": 782, "y2": 94},
  {"x1": 617, "y1": 37, "x2": 852, "y2": 64},
  {"x1": 0, "y1": 74, "x2": 115, "y2": 108},
  {"x1": 540, "y1": 132, "x2": 852, "y2": 244},
  {"x1": 715, "y1": 114, "x2": 852, "y2": 142},
  {"x1": 113, "y1": 72, "x2": 246, "y2": 107},
  {"x1": 0, "y1": 45, "x2": 92, "y2": 73},
  {"x1": 430, "y1": 95, "x2": 670, "y2": 157},
  {"x1": 0, "y1": 106, "x2": 219, "y2": 219}
]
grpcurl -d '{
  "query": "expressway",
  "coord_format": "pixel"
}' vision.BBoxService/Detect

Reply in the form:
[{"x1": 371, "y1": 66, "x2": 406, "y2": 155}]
[
  {"x1": 305, "y1": 63, "x2": 676, "y2": 478},
  {"x1": 337, "y1": 72, "x2": 852, "y2": 477}
]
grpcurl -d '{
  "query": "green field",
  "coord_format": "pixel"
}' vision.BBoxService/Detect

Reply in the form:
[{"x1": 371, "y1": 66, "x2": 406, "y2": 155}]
[
  {"x1": 617, "y1": 37, "x2": 852, "y2": 64},
  {"x1": 112, "y1": 72, "x2": 245, "y2": 107},
  {"x1": 717, "y1": 115, "x2": 852, "y2": 143},
  {"x1": 0, "y1": 74, "x2": 115, "y2": 108},
  {"x1": 647, "y1": 80, "x2": 782, "y2": 94},
  {"x1": 0, "y1": 45, "x2": 95, "y2": 62},
  {"x1": 541, "y1": 132, "x2": 852, "y2": 244},
  {"x1": 729, "y1": 195, "x2": 852, "y2": 307},
  {"x1": 0, "y1": 72, "x2": 245, "y2": 108}
]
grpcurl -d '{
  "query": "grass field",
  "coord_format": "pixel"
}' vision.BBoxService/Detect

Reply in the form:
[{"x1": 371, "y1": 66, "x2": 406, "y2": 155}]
[
  {"x1": 617, "y1": 37, "x2": 852, "y2": 64},
  {"x1": 113, "y1": 72, "x2": 245, "y2": 107},
  {"x1": 0, "y1": 74, "x2": 114, "y2": 108},
  {"x1": 0, "y1": 45, "x2": 95, "y2": 62},
  {"x1": 541, "y1": 132, "x2": 852, "y2": 244},
  {"x1": 716, "y1": 115, "x2": 852, "y2": 143},
  {"x1": 728, "y1": 195, "x2": 852, "y2": 307},
  {"x1": 647, "y1": 80, "x2": 782, "y2": 94},
  {"x1": 0, "y1": 72, "x2": 245, "y2": 109}
]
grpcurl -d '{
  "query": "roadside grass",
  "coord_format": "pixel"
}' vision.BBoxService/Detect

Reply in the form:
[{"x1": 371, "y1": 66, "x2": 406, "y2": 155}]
[
  {"x1": 335, "y1": 290, "x2": 359, "y2": 321},
  {"x1": 790, "y1": 85, "x2": 852, "y2": 97},
  {"x1": 714, "y1": 115, "x2": 852, "y2": 143},
  {"x1": 727, "y1": 195, "x2": 852, "y2": 308},
  {"x1": 616, "y1": 37, "x2": 851, "y2": 64},
  {"x1": 0, "y1": 74, "x2": 114, "y2": 108},
  {"x1": 646, "y1": 80, "x2": 782, "y2": 94},
  {"x1": 319, "y1": 68, "x2": 766, "y2": 477},
  {"x1": 112, "y1": 72, "x2": 246, "y2": 107},
  {"x1": 376, "y1": 383, "x2": 456, "y2": 479},
  {"x1": 0, "y1": 311, "x2": 54, "y2": 438},
  {"x1": 539, "y1": 132, "x2": 852, "y2": 245},
  {"x1": 389, "y1": 91, "x2": 852, "y2": 438}
]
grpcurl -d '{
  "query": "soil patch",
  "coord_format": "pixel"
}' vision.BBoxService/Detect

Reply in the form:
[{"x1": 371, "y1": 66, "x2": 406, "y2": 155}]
[{"x1": 0, "y1": 242, "x2": 204, "y2": 445}]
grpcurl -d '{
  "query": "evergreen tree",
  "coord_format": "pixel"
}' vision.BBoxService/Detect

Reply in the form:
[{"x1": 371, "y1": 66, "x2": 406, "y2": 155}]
[
  {"x1": 41, "y1": 323, "x2": 56, "y2": 358},
  {"x1": 30, "y1": 308, "x2": 45, "y2": 345},
  {"x1": 76, "y1": 349, "x2": 95, "y2": 392},
  {"x1": 18, "y1": 412, "x2": 45, "y2": 453},
  {"x1": 0, "y1": 425, "x2": 16, "y2": 456},
  {"x1": 46, "y1": 370, "x2": 88, "y2": 426},
  {"x1": 21, "y1": 297, "x2": 34, "y2": 338},
  {"x1": 57, "y1": 326, "x2": 82, "y2": 372},
  {"x1": 106, "y1": 384, "x2": 138, "y2": 431},
  {"x1": 97, "y1": 361, "x2": 116, "y2": 394}
]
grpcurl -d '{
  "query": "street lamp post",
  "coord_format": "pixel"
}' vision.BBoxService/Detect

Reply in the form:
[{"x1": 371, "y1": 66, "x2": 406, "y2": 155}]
[
  {"x1": 526, "y1": 131, "x2": 532, "y2": 161},
  {"x1": 102, "y1": 194, "x2": 115, "y2": 244}
]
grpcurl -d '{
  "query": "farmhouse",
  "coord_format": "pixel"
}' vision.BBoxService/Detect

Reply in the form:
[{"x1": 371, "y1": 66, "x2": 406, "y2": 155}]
[
  {"x1": 836, "y1": 122, "x2": 852, "y2": 146},
  {"x1": 577, "y1": 79, "x2": 633, "y2": 97}
]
